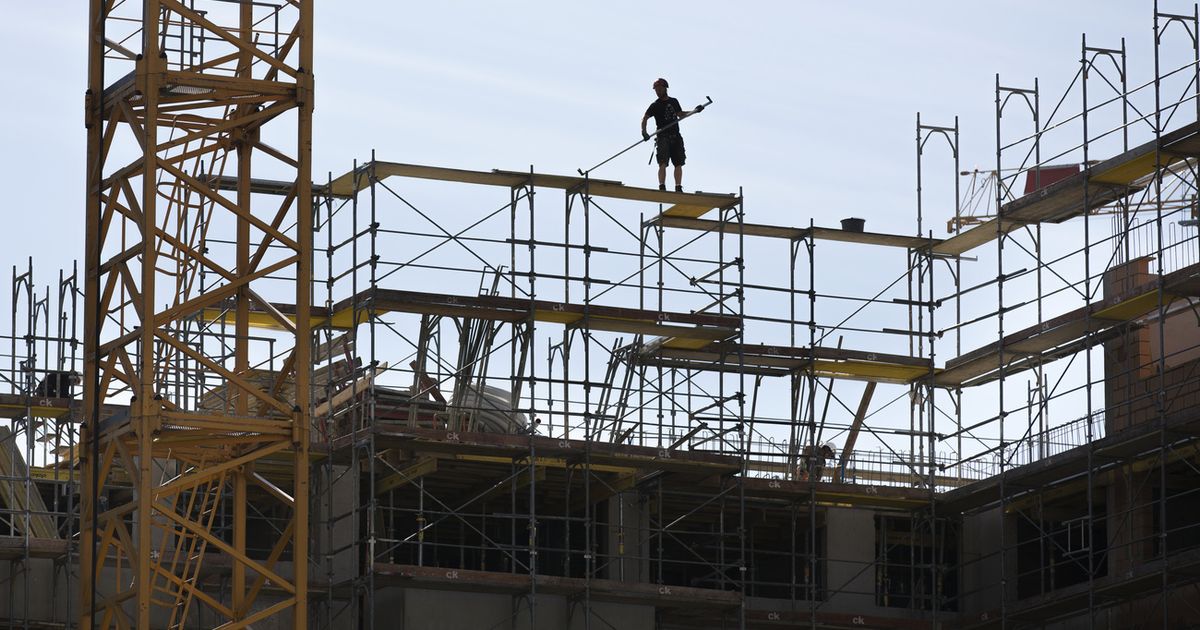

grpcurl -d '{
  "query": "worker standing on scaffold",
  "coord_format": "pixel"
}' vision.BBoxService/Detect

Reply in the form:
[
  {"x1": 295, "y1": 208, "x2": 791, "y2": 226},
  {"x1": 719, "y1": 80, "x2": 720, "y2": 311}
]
[{"x1": 641, "y1": 78, "x2": 704, "y2": 192}]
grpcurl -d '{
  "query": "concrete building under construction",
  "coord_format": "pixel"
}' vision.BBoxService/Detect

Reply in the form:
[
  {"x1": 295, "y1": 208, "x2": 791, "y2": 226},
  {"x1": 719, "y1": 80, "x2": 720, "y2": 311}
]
[{"x1": 1, "y1": 2, "x2": 1200, "y2": 629}]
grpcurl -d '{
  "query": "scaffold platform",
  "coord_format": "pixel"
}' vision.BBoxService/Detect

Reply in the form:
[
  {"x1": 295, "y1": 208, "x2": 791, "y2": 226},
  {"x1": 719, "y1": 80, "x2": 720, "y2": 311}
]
[
  {"x1": 638, "y1": 342, "x2": 935, "y2": 383},
  {"x1": 934, "y1": 263, "x2": 1200, "y2": 387},
  {"x1": 326, "y1": 161, "x2": 741, "y2": 216},
  {"x1": 650, "y1": 216, "x2": 943, "y2": 249},
  {"x1": 934, "y1": 120, "x2": 1200, "y2": 256}
]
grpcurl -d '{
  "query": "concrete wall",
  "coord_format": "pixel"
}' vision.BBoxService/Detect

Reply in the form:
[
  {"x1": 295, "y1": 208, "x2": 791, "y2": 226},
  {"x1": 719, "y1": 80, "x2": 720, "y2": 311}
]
[
  {"x1": 394, "y1": 588, "x2": 654, "y2": 630},
  {"x1": 316, "y1": 463, "x2": 356, "y2": 584},
  {"x1": 822, "y1": 506, "x2": 875, "y2": 613},
  {"x1": 960, "y1": 506, "x2": 1005, "y2": 616},
  {"x1": 0, "y1": 557, "x2": 73, "y2": 625},
  {"x1": 0, "y1": 557, "x2": 299, "y2": 629},
  {"x1": 604, "y1": 491, "x2": 650, "y2": 584}
]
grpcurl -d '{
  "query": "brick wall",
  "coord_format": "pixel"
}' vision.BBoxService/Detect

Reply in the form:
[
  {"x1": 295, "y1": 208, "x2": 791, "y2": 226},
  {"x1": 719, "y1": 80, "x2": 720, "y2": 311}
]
[{"x1": 1103, "y1": 258, "x2": 1200, "y2": 432}]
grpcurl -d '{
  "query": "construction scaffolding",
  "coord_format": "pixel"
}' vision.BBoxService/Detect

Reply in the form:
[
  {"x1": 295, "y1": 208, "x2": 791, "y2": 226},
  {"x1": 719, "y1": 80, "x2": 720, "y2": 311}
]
[
  {"x1": 0, "y1": 259, "x2": 79, "y2": 628},
  {"x1": 0, "y1": 2, "x2": 1199, "y2": 629},
  {"x1": 310, "y1": 161, "x2": 755, "y2": 628},
  {"x1": 295, "y1": 153, "x2": 959, "y2": 628},
  {"x1": 931, "y1": 4, "x2": 1200, "y2": 627},
  {"x1": 283, "y1": 5, "x2": 1200, "y2": 625}
]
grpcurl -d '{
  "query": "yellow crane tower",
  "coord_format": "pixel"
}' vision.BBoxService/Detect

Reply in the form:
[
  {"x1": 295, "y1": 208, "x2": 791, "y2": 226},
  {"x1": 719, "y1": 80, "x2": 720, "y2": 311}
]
[{"x1": 82, "y1": 1, "x2": 312, "y2": 627}]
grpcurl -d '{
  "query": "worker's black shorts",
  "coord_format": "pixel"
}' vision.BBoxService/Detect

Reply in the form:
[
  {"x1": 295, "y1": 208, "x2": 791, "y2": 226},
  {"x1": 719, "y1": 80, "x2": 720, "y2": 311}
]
[{"x1": 656, "y1": 134, "x2": 686, "y2": 167}]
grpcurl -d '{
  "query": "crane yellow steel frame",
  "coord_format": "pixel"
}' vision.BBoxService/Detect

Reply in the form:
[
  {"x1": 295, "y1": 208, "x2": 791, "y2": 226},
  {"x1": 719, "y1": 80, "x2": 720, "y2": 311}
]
[{"x1": 83, "y1": 2, "x2": 312, "y2": 628}]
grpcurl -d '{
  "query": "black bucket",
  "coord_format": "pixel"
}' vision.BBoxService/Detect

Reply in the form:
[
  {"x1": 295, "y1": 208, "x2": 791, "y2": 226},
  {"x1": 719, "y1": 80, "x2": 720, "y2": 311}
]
[{"x1": 840, "y1": 217, "x2": 865, "y2": 233}]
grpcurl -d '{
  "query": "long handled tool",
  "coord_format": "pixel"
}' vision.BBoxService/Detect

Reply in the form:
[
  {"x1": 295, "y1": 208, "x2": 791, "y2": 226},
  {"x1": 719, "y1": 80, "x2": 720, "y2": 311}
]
[{"x1": 578, "y1": 96, "x2": 713, "y2": 177}]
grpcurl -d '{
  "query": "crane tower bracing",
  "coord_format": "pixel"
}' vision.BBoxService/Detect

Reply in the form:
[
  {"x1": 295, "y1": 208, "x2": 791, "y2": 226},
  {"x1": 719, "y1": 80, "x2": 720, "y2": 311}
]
[{"x1": 83, "y1": 2, "x2": 313, "y2": 629}]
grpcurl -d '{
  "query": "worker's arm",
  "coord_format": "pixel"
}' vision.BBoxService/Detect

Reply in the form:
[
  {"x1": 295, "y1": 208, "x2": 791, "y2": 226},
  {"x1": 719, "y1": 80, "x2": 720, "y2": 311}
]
[
  {"x1": 641, "y1": 113, "x2": 652, "y2": 141},
  {"x1": 673, "y1": 97, "x2": 703, "y2": 120}
]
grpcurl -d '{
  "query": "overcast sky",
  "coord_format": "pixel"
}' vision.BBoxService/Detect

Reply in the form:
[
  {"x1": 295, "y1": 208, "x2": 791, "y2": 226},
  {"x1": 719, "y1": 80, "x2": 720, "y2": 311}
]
[{"x1": 0, "y1": 1, "x2": 1186, "y2": 458}]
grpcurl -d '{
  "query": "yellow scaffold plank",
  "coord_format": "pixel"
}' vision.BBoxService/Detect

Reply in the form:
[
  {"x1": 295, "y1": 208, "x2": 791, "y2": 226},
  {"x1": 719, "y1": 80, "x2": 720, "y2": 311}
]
[
  {"x1": 200, "y1": 307, "x2": 302, "y2": 331},
  {"x1": 531, "y1": 309, "x2": 581, "y2": 324},
  {"x1": 531, "y1": 310, "x2": 734, "y2": 341},
  {"x1": 375, "y1": 457, "x2": 438, "y2": 495},
  {"x1": 1089, "y1": 152, "x2": 1176, "y2": 186},
  {"x1": 0, "y1": 403, "x2": 71, "y2": 420},
  {"x1": 810, "y1": 359, "x2": 934, "y2": 384},
  {"x1": 327, "y1": 162, "x2": 740, "y2": 211},
  {"x1": 662, "y1": 203, "x2": 717, "y2": 218},
  {"x1": 931, "y1": 219, "x2": 1022, "y2": 257},
  {"x1": 326, "y1": 307, "x2": 370, "y2": 329},
  {"x1": 661, "y1": 336, "x2": 719, "y2": 350},
  {"x1": 1091, "y1": 289, "x2": 1175, "y2": 321},
  {"x1": 328, "y1": 163, "x2": 528, "y2": 197},
  {"x1": 199, "y1": 307, "x2": 361, "y2": 331},
  {"x1": 807, "y1": 227, "x2": 941, "y2": 249},
  {"x1": 321, "y1": 289, "x2": 738, "y2": 342}
]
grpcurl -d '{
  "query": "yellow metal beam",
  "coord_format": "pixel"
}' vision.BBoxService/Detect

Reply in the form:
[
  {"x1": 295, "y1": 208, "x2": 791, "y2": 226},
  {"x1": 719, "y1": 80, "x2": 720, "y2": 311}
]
[
  {"x1": 0, "y1": 403, "x2": 71, "y2": 419},
  {"x1": 661, "y1": 336, "x2": 718, "y2": 350},
  {"x1": 326, "y1": 161, "x2": 739, "y2": 210},
  {"x1": 1090, "y1": 152, "x2": 1179, "y2": 186},
  {"x1": 662, "y1": 203, "x2": 716, "y2": 218},
  {"x1": 1092, "y1": 290, "x2": 1176, "y2": 321},
  {"x1": 809, "y1": 359, "x2": 936, "y2": 384},
  {"x1": 375, "y1": 457, "x2": 439, "y2": 495}
]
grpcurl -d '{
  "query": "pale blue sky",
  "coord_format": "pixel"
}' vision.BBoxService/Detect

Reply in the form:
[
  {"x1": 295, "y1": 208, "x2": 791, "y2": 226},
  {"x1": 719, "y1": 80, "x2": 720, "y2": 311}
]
[{"x1": 0, "y1": 2, "x2": 1160, "y2": 270}]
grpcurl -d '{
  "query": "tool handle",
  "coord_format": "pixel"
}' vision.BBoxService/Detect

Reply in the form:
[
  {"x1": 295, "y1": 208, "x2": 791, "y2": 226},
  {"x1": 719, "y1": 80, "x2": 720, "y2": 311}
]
[{"x1": 579, "y1": 96, "x2": 714, "y2": 176}]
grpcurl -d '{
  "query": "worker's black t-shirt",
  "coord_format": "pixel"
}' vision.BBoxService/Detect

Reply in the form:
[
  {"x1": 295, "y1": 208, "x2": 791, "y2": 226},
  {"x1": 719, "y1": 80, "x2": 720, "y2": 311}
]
[{"x1": 645, "y1": 97, "x2": 684, "y2": 136}]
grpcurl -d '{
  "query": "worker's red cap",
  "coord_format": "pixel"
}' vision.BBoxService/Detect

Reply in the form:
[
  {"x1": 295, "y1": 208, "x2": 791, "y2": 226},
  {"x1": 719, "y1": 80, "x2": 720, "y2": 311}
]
[{"x1": 653, "y1": 78, "x2": 669, "y2": 88}]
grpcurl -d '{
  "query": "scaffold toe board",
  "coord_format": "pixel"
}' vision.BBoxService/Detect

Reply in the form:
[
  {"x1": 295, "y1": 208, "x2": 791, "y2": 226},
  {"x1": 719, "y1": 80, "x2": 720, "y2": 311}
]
[
  {"x1": 932, "y1": 218, "x2": 1024, "y2": 256},
  {"x1": 804, "y1": 226, "x2": 943, "y2": 248},
  {"x1": 329, "y1": 162, "x2": 543, "y2": 194},
  {"x1": 339, "y1": 425, "x2": 744, "y2": 476},
  {"x1": 0, "y1": 393, "x2": 73, "y2": 419},
  {"x1": 639, "y1": 343, "x2": 934, "y2": 383},
  {"x1": 935, "y1": 263, "x2": 1199, "y2": 387},
  {"x1": 328, "y1": 161, "x2": 740, "y2": 211},
  {"x1": 330, "y1": 288, "x2": 740, "y2": 341},
  {"x1": 652, "y1": 215, "x2": 806, "y2": 238},
  {"x1": 207, "y1": 174, "x2": 333, "y2": 198},
  {"x1": 588, "y1": 182, "x2": 738, "y2": 210},
  {"x1": 661, "y1": 203, "x2": 720, "y2": 218},
  {"x1": 373, "y1": 563, "x2": 743, "y2": 609},
  {"x1": 1170, "y1": 266, "x2": 1200, "y2": 296},
  {"x1": 651, "y1": 216, "x2": 944, "y2": 249},
  {"x1": 744, "y1": 609, "x2": 941, "y2": 629},
  {"x1": 740, "y1": 476, "x2": 932, "y2": 508},
  {"x1": 934, "y1": 120, "x2": 1200, "y2": 257},
  {"x1": 0, "y1": 537, "x2": 69, "y2": 560},
  {"x1": 210, "y1": 290, "x2": 743, "y2": 340},
  {"x1": 199, "y1": 304, "x2": 338, "y2": 330}
]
